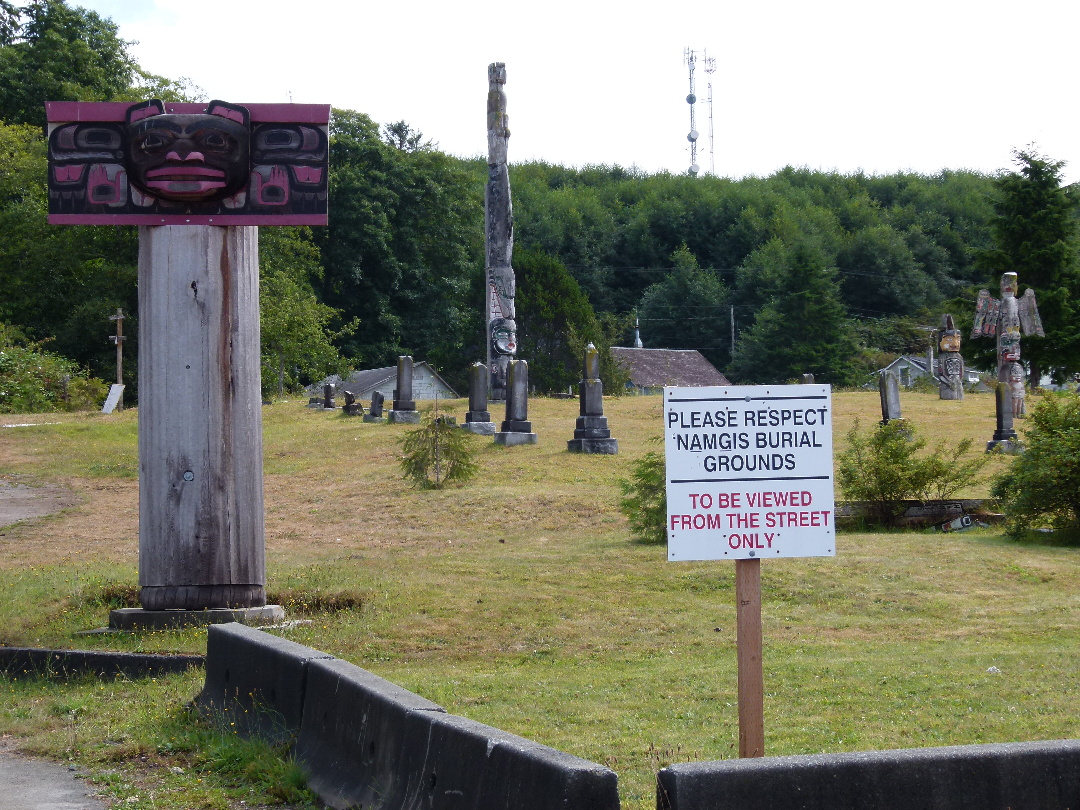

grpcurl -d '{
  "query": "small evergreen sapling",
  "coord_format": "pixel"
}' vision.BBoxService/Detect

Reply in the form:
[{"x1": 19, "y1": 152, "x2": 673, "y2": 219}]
[
  {"x1": 399, "y1": 406, "x2": 479, "y2": 490},
  {"x1": 619, "y1": 438, "x2": 667, "y2": 544}
]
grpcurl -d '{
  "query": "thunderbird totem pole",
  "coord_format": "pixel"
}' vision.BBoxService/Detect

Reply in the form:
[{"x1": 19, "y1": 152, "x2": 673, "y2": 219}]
[
  {"x1": 971, "y1": 272, "x2": 1044, "y2": 451},
  {"x1": 485, "y1": 62, "x2": 517, "y2": 401},
  {"x1": 48, "y1": 99, "x2": 329, "y2": 626}
]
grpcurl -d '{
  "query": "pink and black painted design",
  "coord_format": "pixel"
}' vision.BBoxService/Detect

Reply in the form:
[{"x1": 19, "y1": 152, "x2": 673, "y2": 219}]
[{"x1": 47, "y1": 100, "x2": 329, "y2": 225}]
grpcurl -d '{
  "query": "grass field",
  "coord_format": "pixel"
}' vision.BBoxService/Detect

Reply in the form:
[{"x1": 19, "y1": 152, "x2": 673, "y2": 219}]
[{"x1": 1, "y1": 390, "x2": 1077, "y2": 809}]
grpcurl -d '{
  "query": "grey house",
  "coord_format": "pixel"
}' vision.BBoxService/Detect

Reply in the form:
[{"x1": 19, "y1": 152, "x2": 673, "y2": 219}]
[
  {"x1": 610, "y1": 347, "x2": 730, "y2": 394},
  {"x1": 336, "y1": 362, "x2": 459, "y2": 401},
  {"x1": 879, "y1": 355, "x2": 987, "y2": 390}
]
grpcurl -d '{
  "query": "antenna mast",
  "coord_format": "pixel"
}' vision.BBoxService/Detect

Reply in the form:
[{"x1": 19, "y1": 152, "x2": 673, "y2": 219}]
[
  {"x1": 704, "y1": 51, "x2": 717, "y2": 175},
  {"x1": 684, "y1": 48, "x2": 699, "y2": 176}
]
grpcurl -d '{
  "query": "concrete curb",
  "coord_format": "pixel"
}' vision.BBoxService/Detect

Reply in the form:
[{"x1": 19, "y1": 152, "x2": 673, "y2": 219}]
[
  {"x1": 657, "y1": 739, "x2": 1080, "y2": 810},
  {"x1": 0, "y1": 647, "x2": 203, "y2": 680},
  {"x1": 197, "y1": 623, "x2": 621, "y2": 810}
]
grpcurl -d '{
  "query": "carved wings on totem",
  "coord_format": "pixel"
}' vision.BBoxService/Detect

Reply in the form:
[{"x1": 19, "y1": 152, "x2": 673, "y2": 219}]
[
  {"x1": 971, "y1": 287, "x2": 1045, "y2": 338},
  {"x1": 971, "y1": 290, "x2": 1000, "y2": 338},
  {"x1": 1018, "y1": 288, "x2": 1045, "y2": 337}
]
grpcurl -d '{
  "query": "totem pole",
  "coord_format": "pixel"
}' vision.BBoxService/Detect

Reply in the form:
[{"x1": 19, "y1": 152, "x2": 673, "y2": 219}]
[
  {"x1": 971, "y1": 272, "x2": 1044, "y2": 450},
  {"x1": 47, "y1": 99, "x2": 329, "y2": 627},
  {"x1": 485, "y1": 62, "x2": 517, "y2": 401},
  {"x1": 934, "y1": 314, "x2": 965, "y2": 401}
]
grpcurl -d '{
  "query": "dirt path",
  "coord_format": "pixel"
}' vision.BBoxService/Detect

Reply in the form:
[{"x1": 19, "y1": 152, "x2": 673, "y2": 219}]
[{"x1": 0, "y1": 479, "x2": 79, "y2": 529}]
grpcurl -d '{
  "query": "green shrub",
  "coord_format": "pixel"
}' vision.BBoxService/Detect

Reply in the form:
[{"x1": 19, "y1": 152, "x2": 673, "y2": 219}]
[
  {"x1": 837, "y1": 418, "x2": 990, "y2": 526},
  {"x1": 619, "y1": 440, "x2": 667, "y2": 543},
  {"x1": 992, "y1": 394, "x2": 1080, "y2": 539},
  {"x1": 0, "y1": 325, "x2": 108, "y2": 413},
  {"x1": 400, "y1": 415, "x2": 479, "y2": 489}
]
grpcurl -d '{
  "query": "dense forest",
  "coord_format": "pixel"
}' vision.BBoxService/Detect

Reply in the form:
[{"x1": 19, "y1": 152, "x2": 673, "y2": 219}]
[{"x1": 2, "y1": 0, "x2": 1079, "y2": 408}]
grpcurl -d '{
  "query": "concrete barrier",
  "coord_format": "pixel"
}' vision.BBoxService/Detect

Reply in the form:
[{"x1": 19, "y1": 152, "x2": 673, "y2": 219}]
[
  {"x1": 198, "y1": 626, "x2": 621, "y2": 809},
  {"x1": 0, "y1": 647, "x2": 203, "y2": 680},
  {"x1": 295, "y1": 657, "x2": 619, "y2": 809},
  {"x1": 294, "y1": 657, "x2": 446, "y2": 808},
  {"x1": 657, "y1": 739, "x2": 1080, "y2": 810},
  {"x1": 195, "y1": 623, "x2": 333, "y2": 743}
]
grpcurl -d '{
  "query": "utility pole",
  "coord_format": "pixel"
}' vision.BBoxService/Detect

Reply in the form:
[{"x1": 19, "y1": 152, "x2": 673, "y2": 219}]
[{"x1": 109, "y1": 307, "x2": 125, "y2": 411}]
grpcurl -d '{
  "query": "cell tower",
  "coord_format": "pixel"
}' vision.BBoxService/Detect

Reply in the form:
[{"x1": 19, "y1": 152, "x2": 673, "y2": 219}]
[
  {"x1": 683, "y1": 48, "x2": 699, "y2": 176},
  {"x1": 704, "y1": 51, "x2": 717, "y2": 175}
]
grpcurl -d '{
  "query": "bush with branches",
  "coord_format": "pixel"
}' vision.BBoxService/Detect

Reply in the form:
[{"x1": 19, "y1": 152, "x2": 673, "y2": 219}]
[
  {"x1": 619, "y1": 439, "x2": 666, "y2": 543},
  {"x1": 992, "y1": 394, "x2": 1080, "y2": 539},
  {"x1": 837, "y1": 418, "x2": 990, "y2": 526}
]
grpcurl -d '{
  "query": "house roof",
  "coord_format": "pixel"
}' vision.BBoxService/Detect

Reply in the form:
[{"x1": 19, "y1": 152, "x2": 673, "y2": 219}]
[
  {"x1": 338, "y1": 361, "x2": 458, "y2": 398},
  {"x1": 610, "y1": 347, "x2": 730, "y2": 388}
]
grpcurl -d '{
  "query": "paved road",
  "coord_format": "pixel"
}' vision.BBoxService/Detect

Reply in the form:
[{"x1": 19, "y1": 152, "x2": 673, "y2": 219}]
[{"x1": 0, "y1": 754, "x2": 105, "y2": 810}]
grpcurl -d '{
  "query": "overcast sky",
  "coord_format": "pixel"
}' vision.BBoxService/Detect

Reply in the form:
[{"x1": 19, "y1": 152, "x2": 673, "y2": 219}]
[{"x1": 72, "y1": 0, "x2": 1080, "y2": 183}]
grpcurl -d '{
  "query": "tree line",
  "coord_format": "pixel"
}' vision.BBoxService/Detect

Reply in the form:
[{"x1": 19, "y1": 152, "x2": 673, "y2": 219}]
[{"x1": 2, "y1": 0, "x2": 1078, "y2": 408}]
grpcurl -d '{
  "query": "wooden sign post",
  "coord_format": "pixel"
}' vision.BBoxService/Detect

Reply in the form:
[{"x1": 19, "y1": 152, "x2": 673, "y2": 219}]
[
  {"x1": 664, "y1": 384, "x2": 836, "y2": 757},
  {"x1": 108, "y1": 308, "x2": 125, "y2": 410},
  {"x1": 736, "y1": 557, "x2": 764, "y2": 757}
]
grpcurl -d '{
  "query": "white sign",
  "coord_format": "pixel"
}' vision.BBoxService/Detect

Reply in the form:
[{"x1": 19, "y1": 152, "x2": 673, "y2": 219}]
[
  {"x1": 664, "y1": 384, "x2": 835, "y2": 561},
  {"x1": 102, "y1": 384, "x2": 125, "y2": 414}
]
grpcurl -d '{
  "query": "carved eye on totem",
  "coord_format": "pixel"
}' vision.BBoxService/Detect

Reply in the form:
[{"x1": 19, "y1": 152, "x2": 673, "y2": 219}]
[{"x1": 134, "y1": 131, "x2": 174, "y2": 154}]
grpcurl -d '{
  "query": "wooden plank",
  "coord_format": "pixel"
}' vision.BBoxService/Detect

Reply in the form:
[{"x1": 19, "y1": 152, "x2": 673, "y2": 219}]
[
  {"x1": 736, "y1": 558, "x2": 764, "y2": 757},
  {"x1": 137, "y1": 225, "x2": 265, "y2": 610}
]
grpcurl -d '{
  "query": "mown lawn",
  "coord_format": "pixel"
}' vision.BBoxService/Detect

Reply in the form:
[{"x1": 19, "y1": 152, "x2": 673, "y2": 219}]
[{"x1": 1, "y1": 391, "x2": 1076, "y2": 809}]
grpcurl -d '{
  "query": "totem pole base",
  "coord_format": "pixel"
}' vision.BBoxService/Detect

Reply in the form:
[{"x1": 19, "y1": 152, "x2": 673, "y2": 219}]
[{"x1": 108, "y1": 605, "x2": 284, "y2": 632}]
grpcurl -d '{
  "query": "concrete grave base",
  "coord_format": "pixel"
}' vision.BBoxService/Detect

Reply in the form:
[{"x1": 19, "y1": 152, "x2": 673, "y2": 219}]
[
  {"x1": 108, "y1": 605, "x2": 284, "y2": 632},
  {"x1": 461, "y1": 421, "x2": 497, "y2": 435},
  {"x1": 567, "y1": 438, "x2": 619, "y2": 454},
  {"x1": 362, "y1": 415, "x2": 386, "y2": 423},
  {"x1": 987, "y1": 438, "x2": 1023, "y2": 454},
  {"x1": 388, "y1": 410, "x2": 421, "y2": 424},
  {"x1": 494, "y1": 432, "x2": 538, "y2": 446}
]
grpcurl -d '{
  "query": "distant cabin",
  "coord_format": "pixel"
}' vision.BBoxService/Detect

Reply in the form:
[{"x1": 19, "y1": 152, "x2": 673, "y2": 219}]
[
  {"x1": 610, "y1": 347, "x2": 730, "y2": 394},
  {"x1": 336, "y1": 362, "x2": 459, "y2": 401}
]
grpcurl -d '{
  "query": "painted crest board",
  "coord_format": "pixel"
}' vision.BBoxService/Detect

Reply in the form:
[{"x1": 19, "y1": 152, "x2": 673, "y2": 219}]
[{"x1": 46, "y1": 100, "x2": 329, "y2": 226}]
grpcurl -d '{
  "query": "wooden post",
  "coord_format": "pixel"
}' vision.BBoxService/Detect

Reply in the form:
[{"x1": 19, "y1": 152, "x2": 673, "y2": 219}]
[
  {"x1": 137, "y1": 225, "x2": 266, "y2": 610},
  {"x1": 109, "y1": 307, "x2": 125, "y2": 410},
  {"x1": 736, "y1": 558, "x2": 764, "y2": 757}
]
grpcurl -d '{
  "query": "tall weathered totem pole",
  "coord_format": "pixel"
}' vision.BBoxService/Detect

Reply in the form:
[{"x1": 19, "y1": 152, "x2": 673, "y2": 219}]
[
  {"x1": 485, "y1": 62, "x2": 517, "y2": 401},
  {"x1": 971, "y1": 272, "x2": 1044, "y2": 450}
]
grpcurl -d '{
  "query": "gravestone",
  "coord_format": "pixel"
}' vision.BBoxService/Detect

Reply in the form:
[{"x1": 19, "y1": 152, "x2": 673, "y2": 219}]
[
  {"x1": 462, "y1": 362, "x2": 497, "y2": 435},
  {"x1": 971, "y1": 272, "x2": 1043, "y2": 452},
  {"x1": 322, "y1": 383, "x2": 336, "y2": 410},
  {"x1": 567, "y1": 343, "x2": 618, "y2": 454},
  {"x1": 364, "y1": 391, "x2": 385, "y2": 423},
  {"x1": 342, "y1": 391, "x2": 363, "y2": 417},
  {"x1": 388, "y1": 355, "x2": 421, "y2": 424},
  {"x1": 494, "y1": 359, "x2": 537, "y2": 446},
  {"x1": 801, "y1": 374, "x2": 815, "y2": 385},
  {"x1": 879, "y1": 370, "x2": 902, "y2": 424},
  {"x1": 935, "y1": 314, "x2": 965, "y2": 401}
]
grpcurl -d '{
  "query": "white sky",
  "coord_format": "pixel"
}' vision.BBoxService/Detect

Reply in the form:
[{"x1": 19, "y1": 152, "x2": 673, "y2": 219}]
[{"x1": 72, "y1": 0, "x2": 1080, "y2": 183}]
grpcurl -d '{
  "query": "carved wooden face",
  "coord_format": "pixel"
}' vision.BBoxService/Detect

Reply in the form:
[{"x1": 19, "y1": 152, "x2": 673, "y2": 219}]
[
  {"x1": 126, "y1": 106, "x2": 250, "y2": 202},
  {"x1": 939, "y1": 333, "x2": 961, "y2": 353}
]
